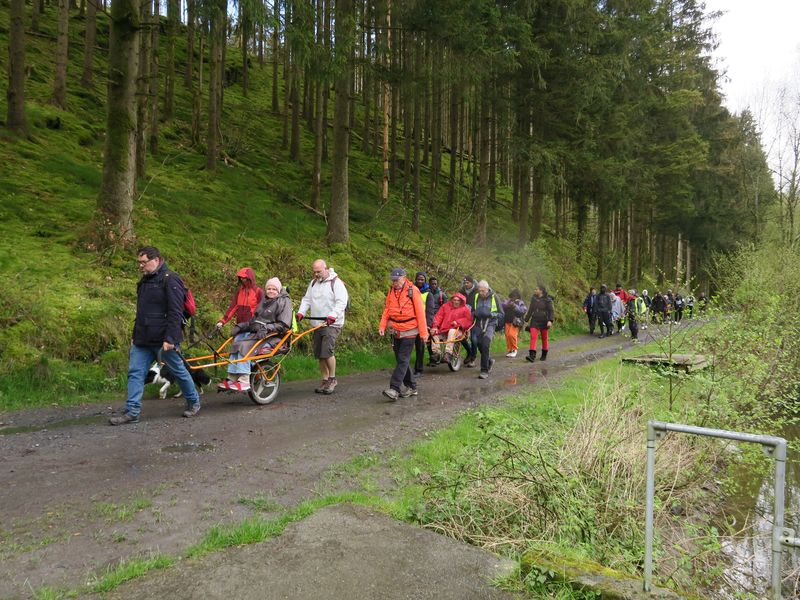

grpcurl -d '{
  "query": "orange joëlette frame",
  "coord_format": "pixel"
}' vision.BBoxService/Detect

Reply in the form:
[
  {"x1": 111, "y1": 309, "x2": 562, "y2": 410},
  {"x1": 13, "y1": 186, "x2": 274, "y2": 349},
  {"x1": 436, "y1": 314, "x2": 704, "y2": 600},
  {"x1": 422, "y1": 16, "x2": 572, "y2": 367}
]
[
  {"x1": 430, "y1": 320, "x2": 475, "y2": 346},
  {"x1": 184, "y1": 324, "x2": 324, "y2": 371}
]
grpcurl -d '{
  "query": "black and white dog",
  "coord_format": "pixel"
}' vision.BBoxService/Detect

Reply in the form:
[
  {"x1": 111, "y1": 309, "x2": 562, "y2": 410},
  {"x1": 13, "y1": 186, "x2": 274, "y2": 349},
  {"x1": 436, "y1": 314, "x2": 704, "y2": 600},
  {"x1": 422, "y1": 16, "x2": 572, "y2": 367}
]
[{"x1": 145, "y1": 361, "x2": 211, "y2": 399}]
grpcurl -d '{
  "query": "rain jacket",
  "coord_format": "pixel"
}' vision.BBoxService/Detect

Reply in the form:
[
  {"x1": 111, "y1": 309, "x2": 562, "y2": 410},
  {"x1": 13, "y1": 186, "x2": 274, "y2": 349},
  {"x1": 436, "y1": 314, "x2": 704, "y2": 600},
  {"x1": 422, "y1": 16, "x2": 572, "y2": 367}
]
[
  {"x1": 431, "y1": 293, "x2": 473, "y2": 334},
  {"x1": 219, "y1": 267, "x2": 264, "y2": 325},
  {"x1": 380, "y1": 280, "x2": 428, "y2": 339},
  {"x1": 473, "y1": 290, "x2": 504, "y2": 324},
  {"x1": 524, "y1": 294, "x2": 555, "y2": 330},
  {"x1": 611, "y1": 293, "x2": 625, "y2": 320},
  {"x1": 502, "y1": 298, "x2": 527, "y2": 325},
  {"x1": 297, "y1": 268, "x2": 349, "y2": 327},
  {"x1": 231, "y1": 289, "x2": 293, "y2": 355},
  {"x1": 133, "y1": 261, "x2": 186, "y2": 346},
  {"x1": 424, "y1": 287, "x2": 448, "y2": 326}
]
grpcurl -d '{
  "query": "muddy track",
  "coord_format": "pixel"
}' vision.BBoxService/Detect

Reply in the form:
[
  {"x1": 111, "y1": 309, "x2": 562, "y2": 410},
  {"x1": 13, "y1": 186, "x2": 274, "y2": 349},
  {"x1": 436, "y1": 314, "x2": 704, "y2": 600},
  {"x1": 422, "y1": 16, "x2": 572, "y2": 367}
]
[{"x1": 0, "y1": 330, "x2": 659, "y2": 598}]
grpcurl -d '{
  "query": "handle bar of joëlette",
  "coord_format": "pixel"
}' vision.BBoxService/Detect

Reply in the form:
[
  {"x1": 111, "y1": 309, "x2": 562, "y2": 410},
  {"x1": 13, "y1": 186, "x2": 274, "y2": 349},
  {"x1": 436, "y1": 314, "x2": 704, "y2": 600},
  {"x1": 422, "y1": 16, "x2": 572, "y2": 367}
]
[
  {"x1": 429, "y1": 321, "x2": 475, "y2": 345},
  {"x1": 184, "y1": 324, "x2": 325, "y2": 370}
]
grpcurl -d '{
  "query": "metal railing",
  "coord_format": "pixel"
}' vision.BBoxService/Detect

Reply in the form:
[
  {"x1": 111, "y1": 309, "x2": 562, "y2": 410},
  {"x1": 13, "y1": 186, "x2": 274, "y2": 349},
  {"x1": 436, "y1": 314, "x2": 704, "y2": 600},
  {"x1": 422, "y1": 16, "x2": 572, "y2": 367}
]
[{"x1": 644, "y1": 420, "x2": 800, "y2": 599}]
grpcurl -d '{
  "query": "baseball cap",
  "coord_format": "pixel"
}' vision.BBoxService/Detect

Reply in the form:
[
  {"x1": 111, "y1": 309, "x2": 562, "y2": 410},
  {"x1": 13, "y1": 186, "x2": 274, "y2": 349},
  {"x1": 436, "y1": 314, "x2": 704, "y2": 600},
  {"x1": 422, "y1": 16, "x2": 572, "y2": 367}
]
[{"x1": 390, "y1": 268, "x2": 406, "y2": 280}]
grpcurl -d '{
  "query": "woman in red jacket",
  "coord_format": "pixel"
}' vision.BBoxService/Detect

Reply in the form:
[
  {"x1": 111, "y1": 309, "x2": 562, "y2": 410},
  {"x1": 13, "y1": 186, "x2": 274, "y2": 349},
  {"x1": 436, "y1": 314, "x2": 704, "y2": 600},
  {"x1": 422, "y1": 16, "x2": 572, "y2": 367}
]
[
  {"x1": 215, "y1": 267, "x2": 264, "y2": 331},
  {"x1": 430, "y1": 293, "x2": 473, "y2": 364}
]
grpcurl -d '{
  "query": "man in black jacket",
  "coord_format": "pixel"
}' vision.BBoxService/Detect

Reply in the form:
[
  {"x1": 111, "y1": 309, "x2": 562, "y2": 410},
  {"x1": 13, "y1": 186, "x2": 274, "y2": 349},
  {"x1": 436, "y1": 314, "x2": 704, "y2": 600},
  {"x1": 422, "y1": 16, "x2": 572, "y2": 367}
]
[
  {"x1": 596, "y1": 284, "x2": 614, "y2": 338},
  {"x1": 110, "y1": 246, "x2": 201, "y2": 425}
]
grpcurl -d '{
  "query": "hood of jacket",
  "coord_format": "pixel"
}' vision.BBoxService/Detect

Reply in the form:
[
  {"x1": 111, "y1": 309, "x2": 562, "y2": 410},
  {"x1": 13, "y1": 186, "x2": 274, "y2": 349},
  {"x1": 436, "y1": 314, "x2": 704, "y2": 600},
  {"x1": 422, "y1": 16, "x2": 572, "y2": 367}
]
[
  {"x1": 450, "y1": 292, "x2": 467, "y2": 306},
  {"x1": 237, "y1": 267, "x2": 257, "y2": 287}
]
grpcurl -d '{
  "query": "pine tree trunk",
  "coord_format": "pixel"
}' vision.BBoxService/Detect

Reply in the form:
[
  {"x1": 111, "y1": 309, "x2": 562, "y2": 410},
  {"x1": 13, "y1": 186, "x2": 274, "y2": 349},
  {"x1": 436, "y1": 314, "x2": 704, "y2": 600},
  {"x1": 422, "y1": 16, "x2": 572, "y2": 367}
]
[
  {"x1": 475, "y1": 93, "x2": 490, "y2": 245},
  {"x1": 52, "y1": 0, "x2": 69, "y2": 109},
  {"x1": 206, "y1": 1, "x2": 223, "y2": 171},
  {"x1": 80, "y1": 0, "x2": 97, "y2": 88},
  {"x1": 135, "y1": 0, "x2": 151, "y2": 177},
  {"x1": 380, "y1": 0, "x2": 391, "y2": 204},
  {"x1": 148, "y1": 0, "x2": 160, "y2": 154},
  {"x1": 271, "y1": 0, "x2": 280, "y2": 113},
  {"x1": 311, "y1": 0, "x2": 325, "y2": 210},
  {"x1": 96, "y1": 0, "x2": 140, "y2": 245},
  {"x1": 6, "y1": 0, "x2": 28, "y2": 135},
  {"x1": 517, "y1": 162, "x2": 529, "y2": 248},
  {"x1": 429, "y1": 50, "x2": 441, "y2": 201},
  {"x1": 240, "y1": 3, "x2": 249, "y2": 96},
  {"x1": 362, "y1": 0, "x2": 371, "y2": 155},
  {"x1": 322, "y1": 0, "x2": 331, "y2": 160},
  {"x1": 290, "y1": 62, "x2": 301, "y2": 160},
  {"x1": 411, "y1": 39, "x2": 422, "y2": 233},
  {"x1": 185, "y1": 0, "x2": 195, "y2": 88},
  {"x1": 530, "y1": 171, "x2": 543, "y2": 240},
  {"x1": 164, "y1": 0, "x2": 177, "y2": 118},
  {"x1": 31, "y1": 0, "x2": 40, "y2": 33},
  {"x1": 328, "y1": 0, "x2": 354, "y2": 244},
  {"x1": 282, "y1": 0, "x2": 291, "y2": 150},
  {"x1": 447, "y1": 80, "x2": 459, "y2": 207}
]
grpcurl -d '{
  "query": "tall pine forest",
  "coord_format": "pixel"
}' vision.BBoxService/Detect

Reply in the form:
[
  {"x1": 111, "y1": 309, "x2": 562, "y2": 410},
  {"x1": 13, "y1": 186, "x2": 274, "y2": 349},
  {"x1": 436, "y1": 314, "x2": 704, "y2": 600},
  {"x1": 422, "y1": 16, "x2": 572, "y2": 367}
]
[{"x1": 0, "y1": 0, "x2": 779, "y2": 396}]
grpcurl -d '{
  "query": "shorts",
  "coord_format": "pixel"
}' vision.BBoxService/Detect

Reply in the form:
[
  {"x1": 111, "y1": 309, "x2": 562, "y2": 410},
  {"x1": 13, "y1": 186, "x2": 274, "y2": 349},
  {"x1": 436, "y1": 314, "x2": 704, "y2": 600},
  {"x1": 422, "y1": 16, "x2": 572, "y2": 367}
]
[{"x1": 312, "y1": 326, "x2": 341, "y2": 359}]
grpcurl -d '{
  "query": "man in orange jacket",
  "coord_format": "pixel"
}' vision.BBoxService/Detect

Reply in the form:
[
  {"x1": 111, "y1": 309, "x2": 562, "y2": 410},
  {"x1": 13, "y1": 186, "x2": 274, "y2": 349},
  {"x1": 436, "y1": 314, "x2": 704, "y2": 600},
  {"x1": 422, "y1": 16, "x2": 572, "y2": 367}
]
[{"x1": 379, "y1": 268, "x2": 429, "y2": 401}]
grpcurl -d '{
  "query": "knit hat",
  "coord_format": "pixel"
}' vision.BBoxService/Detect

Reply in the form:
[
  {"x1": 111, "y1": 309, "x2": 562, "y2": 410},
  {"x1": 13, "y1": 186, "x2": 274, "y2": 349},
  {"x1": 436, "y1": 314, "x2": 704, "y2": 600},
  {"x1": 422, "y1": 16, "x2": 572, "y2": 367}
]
[
  {"x1": 415, "y1": 271, "x2": 427, "y2": 279},
  {"x1": 265, "y1": 277, "x2": 282, "y2": 291}
]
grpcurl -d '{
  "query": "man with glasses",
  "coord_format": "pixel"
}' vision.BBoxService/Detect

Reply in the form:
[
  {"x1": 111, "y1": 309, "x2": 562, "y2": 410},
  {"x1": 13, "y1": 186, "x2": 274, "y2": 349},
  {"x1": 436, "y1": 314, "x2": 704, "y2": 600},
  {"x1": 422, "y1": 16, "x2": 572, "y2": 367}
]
[{"x1": 109, "y1": 246, "x2": 201, "y2": 424}]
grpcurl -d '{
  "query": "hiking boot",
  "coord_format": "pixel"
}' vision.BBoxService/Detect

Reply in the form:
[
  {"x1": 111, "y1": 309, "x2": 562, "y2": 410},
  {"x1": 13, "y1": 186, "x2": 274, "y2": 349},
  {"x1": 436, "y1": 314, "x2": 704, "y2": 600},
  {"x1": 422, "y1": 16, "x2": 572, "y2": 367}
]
[
  {"x1": 525, "y1": 350, "x2": 537, "y2": 362},
  {"x1": 399, "y1": 386, "x2": 418, "y2": 398},
  {"x1": 540, "y1": 349, "x2": 548, "y2": 362},
  {"x1": 322, "y1": 377, "x2": 337, "y2": 395},
  {"x1": 182, "y1": 403, "x2": 201, "y2": 418},
  {"x1": 315, "y1": 378, "x2": 331, "y2": 394},
  {"x1": 478, "y1": 372, "x2": 489, "y2": 380},
  {"x1": 382, "y1": 388, "x2": 399, "y2": 402},
  {"x1": 506, "y1": 350, "x2": 517, "y2": 358},
  {"x1": 109, "y1": 412, "x2": 139, "y2": 426}
]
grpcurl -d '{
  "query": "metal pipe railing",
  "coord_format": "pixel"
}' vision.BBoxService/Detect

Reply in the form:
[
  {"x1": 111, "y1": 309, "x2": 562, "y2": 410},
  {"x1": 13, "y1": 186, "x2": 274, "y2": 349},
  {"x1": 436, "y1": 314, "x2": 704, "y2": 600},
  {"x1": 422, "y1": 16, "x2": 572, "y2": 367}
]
[{"x1": 644, "y1": 420, "x2": 791, "y2": 599}]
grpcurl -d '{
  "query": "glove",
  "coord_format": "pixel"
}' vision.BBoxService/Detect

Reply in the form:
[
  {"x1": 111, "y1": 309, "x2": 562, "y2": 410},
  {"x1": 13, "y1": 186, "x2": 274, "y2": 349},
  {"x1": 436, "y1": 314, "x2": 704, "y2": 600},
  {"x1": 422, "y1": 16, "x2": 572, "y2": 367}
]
[
  {"x1": 326, "y1": 315, "x2": 337, "y2": 326},
  {"x1": 296, "y1": 313, "x2": 304, "y2": 322},
  {"x1": 215, "y1": 321, "x2": 224, "y2": 329}
]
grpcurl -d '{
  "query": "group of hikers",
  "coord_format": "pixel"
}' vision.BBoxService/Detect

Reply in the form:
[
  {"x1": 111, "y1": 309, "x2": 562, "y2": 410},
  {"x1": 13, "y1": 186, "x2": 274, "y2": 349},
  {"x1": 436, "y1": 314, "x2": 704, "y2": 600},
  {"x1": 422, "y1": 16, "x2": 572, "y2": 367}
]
[
  {"x1": 581, "y1": 284, "x2": 707, "y2": 341},
  {"x1": 109, "y1": 246, "x2": 704, "y2": 425}
]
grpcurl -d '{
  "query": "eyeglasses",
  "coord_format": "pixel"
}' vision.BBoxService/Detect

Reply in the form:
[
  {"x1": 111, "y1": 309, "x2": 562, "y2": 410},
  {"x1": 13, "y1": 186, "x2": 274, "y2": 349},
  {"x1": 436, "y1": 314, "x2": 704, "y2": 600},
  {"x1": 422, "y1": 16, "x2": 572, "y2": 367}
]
[{"x1": 137, "y1": 257, "x2": 155, "y2": 265}]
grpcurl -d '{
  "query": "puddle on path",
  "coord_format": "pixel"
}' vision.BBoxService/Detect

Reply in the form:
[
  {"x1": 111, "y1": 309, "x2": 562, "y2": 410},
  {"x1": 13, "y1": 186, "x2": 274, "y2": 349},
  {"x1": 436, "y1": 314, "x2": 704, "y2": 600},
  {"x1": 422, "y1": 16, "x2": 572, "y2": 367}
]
[
  {"x1": 161, "y1": 442, "x2": 216, "y2": 453},
  {"x1": 0, "y1": 415, "x2": 106, "y2": 435}
]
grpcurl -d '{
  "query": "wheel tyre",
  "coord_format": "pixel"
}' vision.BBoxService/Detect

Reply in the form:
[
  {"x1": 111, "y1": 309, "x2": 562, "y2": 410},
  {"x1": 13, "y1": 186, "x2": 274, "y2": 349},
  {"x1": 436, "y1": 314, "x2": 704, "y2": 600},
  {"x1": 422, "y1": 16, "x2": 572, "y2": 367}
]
[
  {"x1": 448, "y1": 343, "x2": 463, "y2": 372},
  {"x1": 248, "y1": 363, "x2": 281, "y2": 405}
]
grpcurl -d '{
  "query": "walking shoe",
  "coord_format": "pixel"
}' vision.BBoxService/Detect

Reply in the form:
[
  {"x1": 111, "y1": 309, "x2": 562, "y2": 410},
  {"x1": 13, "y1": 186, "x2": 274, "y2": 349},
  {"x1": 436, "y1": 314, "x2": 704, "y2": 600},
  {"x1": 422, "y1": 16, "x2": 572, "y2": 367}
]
[
  {"x1": 506, "y1": 350, "x2": 517, "y2": 358},
  {"x1": 315, "y1": 378, "x2": 330, "y2": 394},
  {"x1": 540, "y1": 349, "x2": 548, "y2": 362},
  {"x1": 478, "y1": 372, "x2": 489, "y2": 379},
  {"x1": 598, "y1": 334, "x2": 606, "y2": 339},
  {"x1": 464, "y1": 356, "x2": 476, "y2": 368},
  {"x1": 217, "y1": 379, "x2": 233, "y2": 391},
  {"x1": 399, "y1": 386, "x2": 418, "y2": 398},
  {"x1": 109, "y1": 412, "x2": 139, "y2": 426},
  {"x1": 382, "y1": 388, "x2": 399, "y2": 401},
  {"x1": 183, "y1": 403, "x2": 201, "y2": 418},
  {"x1": 414, "y1": 370, "x2": 424, "y2": 378},
  {"x1": 488, "y1": 358, "x2": 496, "y2": 372},
  {"x1": 322, "y1": 377, "x2": 337, "y2": 395}
]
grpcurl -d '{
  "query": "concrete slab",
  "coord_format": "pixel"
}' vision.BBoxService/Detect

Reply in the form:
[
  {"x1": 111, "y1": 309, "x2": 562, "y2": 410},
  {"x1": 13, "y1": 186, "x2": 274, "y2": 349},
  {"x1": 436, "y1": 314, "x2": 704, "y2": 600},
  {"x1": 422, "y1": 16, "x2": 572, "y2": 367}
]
[{"x1": 107, "y1": 504, "x2": 519, "y2": 600}]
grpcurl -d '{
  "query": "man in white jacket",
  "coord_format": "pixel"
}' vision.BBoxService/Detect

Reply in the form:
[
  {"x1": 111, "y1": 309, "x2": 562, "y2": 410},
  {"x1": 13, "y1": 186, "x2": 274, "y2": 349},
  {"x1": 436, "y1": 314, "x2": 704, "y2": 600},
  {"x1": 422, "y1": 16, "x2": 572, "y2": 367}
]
[{"x1": 297, "y1": 259, "x2": 349, "y2": 394}]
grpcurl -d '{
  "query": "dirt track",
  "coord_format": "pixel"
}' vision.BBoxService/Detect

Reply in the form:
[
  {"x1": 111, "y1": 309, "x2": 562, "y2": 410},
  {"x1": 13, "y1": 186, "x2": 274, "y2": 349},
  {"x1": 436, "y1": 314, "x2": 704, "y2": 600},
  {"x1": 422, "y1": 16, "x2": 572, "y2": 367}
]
[{"x1": 0, "y1": 331, "x2": 639, "y2": 598}]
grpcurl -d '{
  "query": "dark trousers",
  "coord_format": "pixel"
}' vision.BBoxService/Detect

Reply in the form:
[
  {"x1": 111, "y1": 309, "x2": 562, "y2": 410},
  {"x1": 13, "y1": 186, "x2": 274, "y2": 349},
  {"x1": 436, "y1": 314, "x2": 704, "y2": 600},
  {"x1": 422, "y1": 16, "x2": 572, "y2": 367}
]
[
  {"x1": 390, "y1": 337, "x2": 416, "y2": 392},
  {"x1": 414, "y1": 335, "x2": 425, "y2": 373},
  {"x1": 587, "y1": 312, "x2": 596, "y2": 334},
  {"x1": 675, "y1": 308, "x2": 683, "y2": 322},
  {"x1": 629, "y1": 318, "x2": 639, "y2": 340},
  {"x1": 597, "y1": 311, "x2": 613, "y2": 335},
  {"x1": 476, "y1": 322, "x2": 496, "y2": 372},
  {"x1": 463, "y1": 329, "x2": 476, "y2": 359}
]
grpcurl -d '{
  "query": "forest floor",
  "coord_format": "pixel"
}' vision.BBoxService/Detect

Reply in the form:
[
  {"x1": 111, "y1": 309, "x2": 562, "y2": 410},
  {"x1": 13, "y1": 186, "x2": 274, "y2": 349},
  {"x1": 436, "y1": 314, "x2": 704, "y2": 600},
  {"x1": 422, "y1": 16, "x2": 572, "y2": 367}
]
[{"x1": 0, "y1": 328, "x2": 653, "y2": 599}]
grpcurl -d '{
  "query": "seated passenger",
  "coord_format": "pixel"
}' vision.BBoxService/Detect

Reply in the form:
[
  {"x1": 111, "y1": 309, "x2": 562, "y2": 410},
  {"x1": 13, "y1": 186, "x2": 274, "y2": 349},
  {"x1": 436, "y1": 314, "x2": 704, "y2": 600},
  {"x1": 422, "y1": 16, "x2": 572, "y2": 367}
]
[
  {"x1": 429, "y1": 293, "x2": 474, "y2": 364},
  {"x1": 219, "y1": 277, "x2": 293, "y2": 392}
]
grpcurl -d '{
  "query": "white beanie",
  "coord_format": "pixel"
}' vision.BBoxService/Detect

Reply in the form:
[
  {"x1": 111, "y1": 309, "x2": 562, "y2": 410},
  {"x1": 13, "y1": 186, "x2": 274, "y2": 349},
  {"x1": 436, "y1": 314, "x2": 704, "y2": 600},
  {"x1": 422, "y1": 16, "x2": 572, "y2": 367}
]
[{"x1": 265, "y1": 277, "x2": 282, "y2": 291}]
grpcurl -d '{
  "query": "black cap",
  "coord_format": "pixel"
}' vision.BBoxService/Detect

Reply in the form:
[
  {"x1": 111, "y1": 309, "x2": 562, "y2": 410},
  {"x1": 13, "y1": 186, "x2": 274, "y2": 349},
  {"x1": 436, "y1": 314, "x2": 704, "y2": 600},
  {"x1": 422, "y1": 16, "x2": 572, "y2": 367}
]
[{"x1": 390, "y1": 268, "x2": 406, "y2": 280}]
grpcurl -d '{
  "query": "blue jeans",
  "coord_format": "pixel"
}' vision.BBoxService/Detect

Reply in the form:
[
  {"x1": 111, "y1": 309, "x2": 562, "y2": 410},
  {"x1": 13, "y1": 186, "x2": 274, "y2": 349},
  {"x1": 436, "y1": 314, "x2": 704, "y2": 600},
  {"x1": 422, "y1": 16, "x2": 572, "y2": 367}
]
[
  {"x1": 227, "y1": 333, "x2": 254, "y2": 376},
  {"x1": 126, "y1": 345, "x2": 199, "y2": 417}
]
